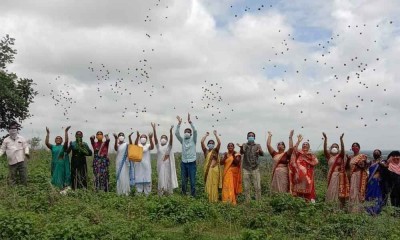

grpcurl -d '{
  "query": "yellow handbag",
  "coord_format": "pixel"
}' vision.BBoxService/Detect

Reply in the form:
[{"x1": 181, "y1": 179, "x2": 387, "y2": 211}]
[{"x1": 128, "y1": 144, "x2": 143, "y2": 162}]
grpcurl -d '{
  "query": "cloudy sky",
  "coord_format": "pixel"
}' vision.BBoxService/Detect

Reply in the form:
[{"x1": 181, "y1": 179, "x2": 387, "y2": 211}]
[{"x1": 1, "y1": 0, "x2": 399, "y2": 151}]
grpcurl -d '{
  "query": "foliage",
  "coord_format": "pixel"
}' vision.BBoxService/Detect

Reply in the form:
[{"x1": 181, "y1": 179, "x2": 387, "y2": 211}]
[{"x1": 29, "y1": 137, "x2": 42, "y2": 150}]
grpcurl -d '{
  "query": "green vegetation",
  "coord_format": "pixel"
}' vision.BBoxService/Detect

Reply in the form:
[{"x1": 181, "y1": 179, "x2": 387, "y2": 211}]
[{"x1": 0, "y1": 150, "x2": 399, "y2": 240}]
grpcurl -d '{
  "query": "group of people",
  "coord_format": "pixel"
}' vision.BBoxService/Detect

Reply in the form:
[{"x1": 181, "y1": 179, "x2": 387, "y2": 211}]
[{"x1": 1, "y1": 117, "x2": 400, "y2": 214}]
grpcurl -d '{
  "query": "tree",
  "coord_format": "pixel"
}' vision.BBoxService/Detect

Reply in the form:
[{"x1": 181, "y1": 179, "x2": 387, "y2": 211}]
[
  {"x1": 29, "y1": 137, "x2": 42, "y2": 150},
  {"x1": 0, "y1": 35, "x2": 37, "y2": 144}
]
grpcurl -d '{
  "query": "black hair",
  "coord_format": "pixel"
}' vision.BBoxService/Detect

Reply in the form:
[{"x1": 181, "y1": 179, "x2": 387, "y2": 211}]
[
  {"x1": 96, "y1": 131, "x2": 103, "y2": 135},
  {"x1": 207, "y1": 140, "x2": 215, "y2": 145},
  {"x1": 331, "y1": 143, "x2": 339, "y2": 148},
  {"x1": 247, "y1": 132, "x2": 256, "y2": 138},
  {"x1": 227, "y1": 142, "x2": 235, "y2": 147},
  {"x1": 76, "y1": 131, "x2": 83, "y2": 135},
  {"x1": 118, "y1": 132, "x2": 124, "y2": 137},
  {"x1": 388, "y1": 151, "x2": 400, "y2": 159},
  {"x1": 352, "y1": 142, "x2": 360, "y2": 148},
  {"x1": 184, "y1": 128, "x2": 192, "y2": 134},
  {"x1": 8, "y1": 120, "x2": 20, "y2": 130},
  {"x1": 161, "y1": 135, "x2": 168, "y2": 139},
  {"x1": 373, "y1": 149, "x2": 382, "y2": 155},
  {"x1": 277, "y1": 141, "x2": 286, "y2": 148}
]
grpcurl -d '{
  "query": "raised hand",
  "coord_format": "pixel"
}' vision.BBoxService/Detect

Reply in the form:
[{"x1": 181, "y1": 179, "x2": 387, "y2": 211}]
[
  {"x1": 46, "y1": 127, "x2": 50, "y2": 134},
  {"x1": 236, "y1": 143, "x2": 243, "y2": 148},
  {"x1": 289, "y1": 130, "x2": 294, "y2": 138},
  {"x1": 105, "y1": 134, "x2": 110, "y2": 141},
  {"x1": 136, "y1": 131, "x2": 140, "y2": 138},
  {"x1": 129, "y1": 132, "x2": 134, "y2": 138},
  {"x1": 113, "y1": 133, "x2": 118, "y2": 139},
  {"x1": 213, "y1": 130, "x2": 217, "y2": 136},
  {"x1": 176, "y1": 116, "x2": 182, "y2": 125},
  {"x1": 205, "y1": 132, "x2": 210, "y2": 137},
  {"x1": 170, "y1": 125, "x2": 174, "y2": 131},
  {"x1": 188, "y1": 113, "x2": 192, "y2": 124},
  {"x1": 322, "y1": 132, "x2": 327, "y2": 139},
  {"x1": 267, "y1": 131, "x2": 272, "y2": 137},
  {"x1": 340, "y1": 133, "x2": 344, "y2": 140},
  {"x1": 65, "y1": 126, "x2": 71, "y2": 132},
  {"x1": 297, "y1": 134, "x2": 303, "y2": 142},
  {"x1": 90, "y1": 135, "x2": 95, "y2": 140},
  {"x1": 151, "y1": 122, "x2": 156, "y2": 129}
]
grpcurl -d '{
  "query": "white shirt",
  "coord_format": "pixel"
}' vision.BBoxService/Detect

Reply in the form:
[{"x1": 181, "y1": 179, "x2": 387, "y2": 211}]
[{"x1": 0, "y1": 135, "x2": 29, "y2": 165}]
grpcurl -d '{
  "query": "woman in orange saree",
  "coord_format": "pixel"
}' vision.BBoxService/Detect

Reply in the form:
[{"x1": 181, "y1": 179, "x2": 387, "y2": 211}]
[
  {"x1": 322, "y1": 133, "x2": 349, "y2": 208},
  {"x1": 348, "y1": 142, "x2": 368, "y2": 213},
  {"x1": 221, "y1": 143, "x2": 242, "y2": 205},
  {"x1": 289, "y1": 134, "x2": 319, "y2": 203},
  {"x1": 267, "y1": 130, "x2": 294, "y2": 193}
]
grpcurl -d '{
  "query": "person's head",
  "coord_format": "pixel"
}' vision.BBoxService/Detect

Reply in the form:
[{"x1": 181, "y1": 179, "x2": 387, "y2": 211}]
[
  {"x1": 160, "y1": 135, "x2": 168, "y2": 146},
  {"x1": 227, "y1": 142, "x2": 235, "y2": 152},
  {"x1": 373, "y1": 149, "x2": 382, "y2": 160},
  {"x1": 247, "y1": 132, "x2": 255, "y2": 143},
  {"x1": 330, "y1": 143, "x2": 340, "y2": 155},
  {"x1": 302, "y1": 141, "x2": 310, "y2": 152},
  {"x1": 75, "y1": 131, "x2": 83, "y2": 139},
  {"x1": 8, "y1": 121, "x2": 19, "y2": 140},
  {"x1": 277, "y1": 141, "x2": 286, "y2": 152},
  {"x1": 118, "y1": 132, "x2": 125, "y2": 142},
  {"x1": 55, "y1": 136, "x2": 63, "y2": 145},
  {"x1": 184, "y1": 128, "x2": 192, "y2": 139},
  {"x1": 96, "y1": 131, "x2": 104, "y2": 142},
  {"x1": 207, "y1": 140, "x2": 215, "y2": 150},
  {"x1": 351, "y1": 142, "x2": 360, "y2": 154},
  {"x1": 140, "y1": 134, "x2": 148, "y2": 144},
  {"x1": 388, "y1": 151, "x2": 400, "y2": 164}
]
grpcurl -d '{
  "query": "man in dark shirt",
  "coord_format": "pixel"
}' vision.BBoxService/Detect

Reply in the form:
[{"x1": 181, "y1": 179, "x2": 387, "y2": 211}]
[{"x1": 238, "y1": 132, "x2": 264, "y2": 203}]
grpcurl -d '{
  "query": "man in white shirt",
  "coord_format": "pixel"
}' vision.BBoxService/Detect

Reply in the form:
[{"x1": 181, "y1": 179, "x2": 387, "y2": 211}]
[{"x1": 0, "y1": 121, "x2": 30, "y2": 186}]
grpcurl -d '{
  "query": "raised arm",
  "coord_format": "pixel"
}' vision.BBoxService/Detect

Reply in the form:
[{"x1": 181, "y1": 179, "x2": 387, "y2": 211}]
[
  {"x1": 45, "y1": 127, "x2": 51, "y2": 149},
  {"x1": 149, "y1": 132, "x2": 154, "y2": 150},
  {"x1": 237, "y1": 143, "x2": 244, "y2": 154},
  {"x1": 135, "y1": 131, "x2": 140, "y2": 145},
  {"x1": 128, "y1": 132, "x2": 134, "y2": 145},
  {"x1": 64, "y1": 126, "x2": 70, "y2": 150},
  {"x1": 201, "y1": 132, "x2": 208, "y2": 156},
  {"x1": 214, "y1": 130, "x2": 221, "y2": 152},
  {"x1": 266, "y1": 131, "x2": 275, "y2": 155},
  {"x1": 322, "y1": 132, "x2": 330, "y2": 160},
  {"x1": 90, "y1": 135, "x2": 95, "y2": 148},
  {"x1": 293, "y1": 134, "x2": 303, "y2": 154},
  {"x1": 151, "y1": 122, "x2": 158, "y2": 145},
  {"x1": 188, "y1": 113, "x2": 197, "y2": 144},
  {"x1": 175, "y1": 116, "x2": 183, "y2": 143},
  {"x1": 287, "y1": 130, "x2": 294, "y2": 156},
  {"x1": 169, "y1": 125, "x2": 173, "y2": 146},
  {"x1": 113, "y1": 133, "x2": 118, "y2": 151},
  {"x1": 339, "y1": 133, "x2": 345, "y2": 158}
]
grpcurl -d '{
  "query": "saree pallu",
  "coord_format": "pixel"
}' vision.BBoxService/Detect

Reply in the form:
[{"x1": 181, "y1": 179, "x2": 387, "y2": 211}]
[
  {"x1": 289, "y1": 150, "x2": 317, "y2": 201},
  {"x1": 271, "y1": 152, "x2": 289, "y2": 193},
  {"x1": 326, "y1": 155, "x2": 349, "y2": 203},
  {"x1": 349, "y1": 154, "x2": 368, "y2": 213},
  {"x1": 365, "y1": 163, "x2": 384, "y2": 215},
  {"x1": 204, "y1": 150, "x2": 222, "y2": 202},
  {"x1": 222, "y1": 154, "x2": 242, "y2": 205}
]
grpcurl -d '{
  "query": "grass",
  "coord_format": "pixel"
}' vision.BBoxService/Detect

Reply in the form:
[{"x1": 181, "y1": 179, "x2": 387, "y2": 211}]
[{"x1": 0, "y1": 149, "x2": 400, "y2": 239}]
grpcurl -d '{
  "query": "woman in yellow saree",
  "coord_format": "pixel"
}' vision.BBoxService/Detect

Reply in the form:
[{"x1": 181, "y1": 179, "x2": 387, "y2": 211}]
[
  {"x1": 201, "y1": 130, "x2": 222, "y2": 202},
  {"x1": 221, "y1": 143, "x2": 242, "y2": 205}
]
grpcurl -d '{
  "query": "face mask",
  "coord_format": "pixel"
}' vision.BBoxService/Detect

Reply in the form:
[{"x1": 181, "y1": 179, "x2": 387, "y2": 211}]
[
  {"x1": 160, "y1": 139, "x2": 168, "y2": 145},
  {"x1": 118, "y1": 136, "x2": 125, "y2": 142},
  {"x1": 208, "y1": 144, "x2": 215, "y2": 149},
  {"x1": 247, "y1": 137, "x2": 255, "y2": 143},
  {"x1": 9, "y1": 129, "x2": 18, "y2": 139},
  {"x1": 140, "y1": 137, "x2": 147, "y2": 144},
  {"x1": 184, "y1": 133, "x2": 191, "y2": 139},
  {"x1": 330, "y1": 148, "x2": 339, "y2": 154}
]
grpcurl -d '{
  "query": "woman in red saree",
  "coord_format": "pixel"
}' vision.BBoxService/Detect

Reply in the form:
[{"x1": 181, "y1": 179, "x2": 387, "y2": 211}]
[
  {"x1": 267, "y1": 130, "x2": 294, "y2": 193},
  {"x1": 322, "y1": 133, "x2": 349, "y2": 208},
  {"x1": 221, "y1": 143, "x2": 242, "y2": 205},
  {"x1": 348, "y1": 142, "x2": 368, "y2": 213},
  {"x1": 289, "y1": 134, "x2": 319, "y2": 202}
]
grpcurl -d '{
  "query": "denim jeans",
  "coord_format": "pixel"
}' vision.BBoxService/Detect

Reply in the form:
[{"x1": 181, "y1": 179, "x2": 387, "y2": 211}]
[{"x1": 181, "y1": 161, "x2": 196, "y2": 197}]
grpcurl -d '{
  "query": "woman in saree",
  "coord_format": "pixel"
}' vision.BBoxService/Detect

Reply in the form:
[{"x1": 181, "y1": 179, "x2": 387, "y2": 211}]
[
  {"x1": 322, "y1": 133, "x2": 349, "y2": 208},
  {"x1": 90, "y1": 131, "x2": 110, "y2": 192},
  {"x1": 114, "y1": 132, "x2": 135, "y2": 196},
  {"x1": 267, "y1": 130, "x2": 294, "y2": 193},
  {"x1": 45, "y1": 126, "x2": 71, "y2": 191},
  {"x1": 348, "y1": 142, "x2": 368, "y2": 213},
  {"x1": 289, "y1": 134, "x2": 319, "y2": 203},
  {"x1": 365, "y1": 149, "x2": 384, "y2": 215},
  {"x1": 201, "y1": 130, "x2": 222, "y2": 202},
  {"x1": 221, "y1": 143, "x2": 242, "y2": 205}
]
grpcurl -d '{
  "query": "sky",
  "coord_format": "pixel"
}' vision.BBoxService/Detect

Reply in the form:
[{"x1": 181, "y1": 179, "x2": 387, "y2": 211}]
[{"x1": 1, "y1": 0, "x2": 399, "y2": 152}]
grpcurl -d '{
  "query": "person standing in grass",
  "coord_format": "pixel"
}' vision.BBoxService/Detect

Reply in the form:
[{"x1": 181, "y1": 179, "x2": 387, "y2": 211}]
[
  {"x1": 237, "y1": 131, "x2": 264, "y2": 203},
  {"x1": 365, "y1": 149, "x2": 385, "y2": 215},
  {"x1": 45, "y1": 126, "x2": 71, "y2": 191},
  {"x1": 175, "y1": 113, "x2": 198, "y2": 197},
  {"x1": 289, "y1": 134, "x2": 319, "y2": 203},
  {"x1": 322, "y1": 133, "x2": 349, "y2": 208},
  {"x1": 0, "y1": 121, "x2": 30, "y2": 186},
  {"x1": 114, "y1": 132, "x2": 134, "y2": 196},
  {"x1": 90, "y1": 131, "x2": 110, "y2": 192},
  {"x1": 221, "y1": 144, "x2": 242, "y2": 205},
  {"x1": 201, "y1": 130, "x2": 222, "y2": 202},
  {"x1": 266, "y1": 130, "x2": 294, "y2": 193},
  {"x1": 67, "y1": 131, "x2": 92, "y2": 190},
  {"x1": 152, "y1": 123, "x2": 178, "y2": 196},
  {"x1": 378, "y1": 151, "x2": 400, "y2": 208}
]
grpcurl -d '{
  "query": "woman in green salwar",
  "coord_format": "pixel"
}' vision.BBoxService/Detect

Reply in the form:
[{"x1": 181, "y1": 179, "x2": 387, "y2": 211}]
[{"x1": 45, "y1": 126, "x2": 71, "y2": 190}]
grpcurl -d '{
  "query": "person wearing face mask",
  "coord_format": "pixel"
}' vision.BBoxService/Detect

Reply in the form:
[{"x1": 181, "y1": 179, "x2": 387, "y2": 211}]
[
  {"x1": 347, "y1": 142, "x2": 368, "y2": 213},
  {"x1": 0, "y1": 121, "x2": 29, "y2": 186},
  {"x1": 90, "y1": 131, "x2": 110, "y2": 192},
  {"x1": 322, "y1": 133, "x2": 349, "y2": 208},
  {"x1": 220, "y1": 144, "x2": 242, "y2": 205},
  {"x1": 289, "y1": 134, "x2": 318, "y2": 203},
  {"x1": 237, "y1": 131, "x2": 264, "y2": 203},
  {"x1": 175, "y1": 113, "x2": 198, "y2": 197},
  {"x1": 45, "y1": 126, "x2": 71, "y2": 191},
  {"x1": 113, "y1": 132, "x2": 135, "y2": 196},
  {"x1": 379, "y1": 151, "x2": 400, "y2": 207},
  {"x1": 130, "y1": 128, "x2": 154, "y2": 196},
  {"x1": 365, "y1": 149, "x2": 385, "y2": 215},
  {"x1": 67, "y1": 131, "x2": 92, "y2": 190},
  {"x1": 201, "y1": 130, "x2": 222, "y2": 202},
  {"x1": 267, "y1": 130, "x2": 294, "y2": 193},
  {"x1": 152, "y1": 123, "x2": 178, "y2": 196}
]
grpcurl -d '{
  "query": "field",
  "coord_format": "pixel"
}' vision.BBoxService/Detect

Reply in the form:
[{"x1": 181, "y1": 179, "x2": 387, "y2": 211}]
[{"x1": 1, "y1": 150, "x2": 400, "y2": 240}]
